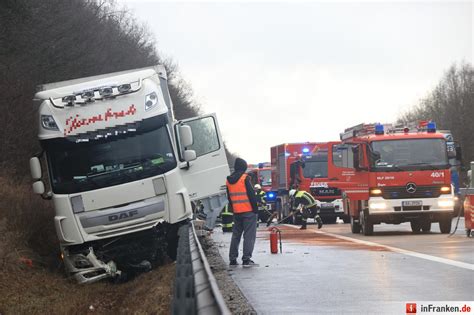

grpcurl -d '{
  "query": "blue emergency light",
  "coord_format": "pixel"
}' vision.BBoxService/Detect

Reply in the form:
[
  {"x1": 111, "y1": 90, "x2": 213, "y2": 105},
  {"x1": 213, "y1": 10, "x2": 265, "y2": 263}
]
[
  {"x1": 266, "y1": 191, "x2": 276, "y2": 201},
  {"x1": 427, "y1": 121, "x2": 436, "y2": 133},
  {"x1": 375, "y1": 123, "x2": 384, "y2": 135},
  {"x1": 302, "y1": 147, "x2": 310, "y2": 153}
]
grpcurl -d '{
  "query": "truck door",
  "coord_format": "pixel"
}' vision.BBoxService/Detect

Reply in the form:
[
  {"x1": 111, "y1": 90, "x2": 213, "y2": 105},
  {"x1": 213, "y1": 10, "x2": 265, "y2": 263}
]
[{"x1": 175, "y1": 114, "x2": 230, "y2": 226}]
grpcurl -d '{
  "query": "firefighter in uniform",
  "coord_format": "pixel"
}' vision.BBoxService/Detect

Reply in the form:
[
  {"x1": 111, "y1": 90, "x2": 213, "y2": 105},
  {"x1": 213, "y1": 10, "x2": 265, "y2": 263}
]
[
  {"x1": 289, "y1": 188, "x2": 323, "y2": 230},
  {"x1": 254, "y1": 184, "x2": 267, "y2": 224},
  {"x1": 226, "y1": 158, "x2": 259, "y2": 268},
  {"x1": 221, "y1": 203, "x2": 233, "y2": 232}
]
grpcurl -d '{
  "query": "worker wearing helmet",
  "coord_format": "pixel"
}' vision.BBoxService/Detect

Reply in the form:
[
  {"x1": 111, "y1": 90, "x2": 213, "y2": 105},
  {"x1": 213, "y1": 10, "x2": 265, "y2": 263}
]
[
  {"x1": 289, "y1": 188, "x2": 323, "y2": 230},
  {"x1": 255, "y1": 184, "x2": 268, "y2": 225}
]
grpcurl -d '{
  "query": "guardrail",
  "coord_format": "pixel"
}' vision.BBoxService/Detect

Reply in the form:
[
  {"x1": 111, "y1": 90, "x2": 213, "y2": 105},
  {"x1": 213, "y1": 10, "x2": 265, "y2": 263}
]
[{"x1": 172, "y1": 221, "x2": 231, "y2": 315}]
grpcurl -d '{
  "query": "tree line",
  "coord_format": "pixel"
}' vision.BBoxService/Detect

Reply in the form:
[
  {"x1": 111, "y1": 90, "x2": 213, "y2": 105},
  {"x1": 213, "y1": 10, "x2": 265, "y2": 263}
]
[
  {"x1": 399, "y1": 62, "x2": 474, "y2": 171},
  {"x1": 0, "y1": 0, "x2": 236, "y2": 179}
]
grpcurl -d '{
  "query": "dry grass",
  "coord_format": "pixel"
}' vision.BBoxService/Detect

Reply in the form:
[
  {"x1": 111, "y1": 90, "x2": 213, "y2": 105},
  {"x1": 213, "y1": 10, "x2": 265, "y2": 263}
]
[{"x1": 0, "y1": 178, "x2": 174, "y2": 314}]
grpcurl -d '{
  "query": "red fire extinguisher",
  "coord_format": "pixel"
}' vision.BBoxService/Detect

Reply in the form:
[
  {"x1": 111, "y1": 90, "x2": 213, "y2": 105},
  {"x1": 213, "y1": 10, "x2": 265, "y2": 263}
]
[{"x1": 269, "y1": 227, "x2": 282, "y2": 254}]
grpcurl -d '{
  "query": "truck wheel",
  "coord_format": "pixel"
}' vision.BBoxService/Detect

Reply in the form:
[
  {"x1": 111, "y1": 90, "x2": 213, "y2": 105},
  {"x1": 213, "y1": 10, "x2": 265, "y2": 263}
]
[
  {"x1": 323, "y1": 217, "x2": 337, "y2": 224},
  {"x1": 350, "y1": 216, "x2": 361, "y2": 234},
  {"x1": 293, "y1": 213, "x2": 303, "y2": 225},
  {"x1": 421, "y1": 220, "x2": 431, "y2": 232},
  {"x1": 439, "y1": 218, "x2": 452, "y2": 234},
  {"x1": 467, "y1": 229, "x2": 472, "y2": 237},
  {"x1": 342, "y1": 215, "x2": 351, "y2": 224},
  {"x1": 410, "y1": 220, "x2": 421, "y2": 233},
  {"x1": 360, "y1": 210, "x2": 373, "y2": 236}
]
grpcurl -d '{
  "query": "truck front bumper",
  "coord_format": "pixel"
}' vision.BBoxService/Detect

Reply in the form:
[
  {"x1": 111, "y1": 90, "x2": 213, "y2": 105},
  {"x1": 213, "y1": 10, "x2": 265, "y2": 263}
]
[{"x1": 367, "y1": 195, "x2": 454, "y2": 224}]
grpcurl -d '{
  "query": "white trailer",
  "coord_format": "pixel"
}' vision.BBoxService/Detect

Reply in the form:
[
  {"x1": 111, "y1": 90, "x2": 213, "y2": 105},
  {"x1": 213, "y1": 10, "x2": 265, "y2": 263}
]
[{"x1": 29, "y1": 65, "x2": 229, "y2": 283}]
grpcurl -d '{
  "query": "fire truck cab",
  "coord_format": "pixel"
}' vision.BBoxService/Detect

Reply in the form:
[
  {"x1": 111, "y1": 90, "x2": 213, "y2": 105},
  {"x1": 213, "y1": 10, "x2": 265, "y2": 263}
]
[
  {"x1": 271, "y1": 142, "x2": 350, "y2": 224},
  {"x1": 339, "y1": 122, "x2": 455, "y2": 235}
]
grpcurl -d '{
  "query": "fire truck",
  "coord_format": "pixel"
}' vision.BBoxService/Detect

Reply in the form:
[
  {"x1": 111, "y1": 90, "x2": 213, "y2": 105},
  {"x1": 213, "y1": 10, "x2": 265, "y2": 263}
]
[
  {"x1": 271, "y1": 142, "x2": 350, "y2": 224},
  {"x1": 247, "y1": 162, "x2": 277, "y2": 222},
  {"x1": 29, "y1": 65, "x2": 230, "y2": 283},
  {"x1": 339, "y1": 122, "x2": 455, "y2": 235}
]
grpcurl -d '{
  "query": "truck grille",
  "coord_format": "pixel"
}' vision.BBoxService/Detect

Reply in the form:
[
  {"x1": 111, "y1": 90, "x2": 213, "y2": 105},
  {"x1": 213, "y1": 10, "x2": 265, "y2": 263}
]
[
  {"x1": 382, "y1": 186, "x2": 442, "y2": 199},
  {"x1": 310, "y1": 187, "x2": 341, "y2": 197}
]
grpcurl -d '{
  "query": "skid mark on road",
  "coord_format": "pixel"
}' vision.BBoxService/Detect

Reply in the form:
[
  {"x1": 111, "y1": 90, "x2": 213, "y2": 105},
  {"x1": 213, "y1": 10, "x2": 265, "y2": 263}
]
[{"x1": 281, "y1": 225, "x2": 474, "y2": 271}]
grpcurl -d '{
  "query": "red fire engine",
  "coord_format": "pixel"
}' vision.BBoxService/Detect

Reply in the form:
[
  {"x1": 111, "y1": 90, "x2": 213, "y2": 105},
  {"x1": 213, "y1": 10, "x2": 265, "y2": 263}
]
[
  {"x1": 247, "y1": 163, "x2": 277, "y2": 222},
  {"x1": 339, "y1": 122, "x2": 455, "y2": 235},
  {"x1": 270, "y1": 142, "x2": 350, "y2": 224}
]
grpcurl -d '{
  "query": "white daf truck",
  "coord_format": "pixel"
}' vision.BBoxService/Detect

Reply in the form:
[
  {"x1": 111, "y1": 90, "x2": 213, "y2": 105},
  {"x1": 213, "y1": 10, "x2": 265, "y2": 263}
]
[{"x1": 29, "y1": 65, "x2": 229, "y2": 283}]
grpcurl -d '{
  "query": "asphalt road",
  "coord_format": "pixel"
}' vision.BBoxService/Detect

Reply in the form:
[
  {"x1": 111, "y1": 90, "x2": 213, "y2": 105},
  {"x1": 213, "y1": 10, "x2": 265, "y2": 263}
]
[{"x1": 212, "y1": 217, "x2": 474, "y2": 314}]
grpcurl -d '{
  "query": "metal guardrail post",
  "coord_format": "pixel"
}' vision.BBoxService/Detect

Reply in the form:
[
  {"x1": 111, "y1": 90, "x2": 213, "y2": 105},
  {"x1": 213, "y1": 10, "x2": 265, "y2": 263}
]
[{"x1": 172, "y1": 222, "x2": 231, "y2": 315}]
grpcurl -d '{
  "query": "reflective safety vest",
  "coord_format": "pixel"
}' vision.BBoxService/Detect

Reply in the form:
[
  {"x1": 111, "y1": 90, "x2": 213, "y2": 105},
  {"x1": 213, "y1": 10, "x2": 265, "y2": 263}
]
[
  {"x1": 221, "y1": 204, "x2": 233, "y2": 232},
  {"x1": 295, "y1": 190, "x2": 317, "y2": 208},
  {"x1": 226, "y1": 174, "x2": 253, "y2": 213},
  {"x1": 256, "y1": 190, "x2": 266, "y2": 205}
]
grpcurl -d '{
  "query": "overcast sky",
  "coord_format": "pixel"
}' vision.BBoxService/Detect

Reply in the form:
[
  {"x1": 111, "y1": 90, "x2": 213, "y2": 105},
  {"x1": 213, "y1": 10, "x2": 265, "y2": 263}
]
[{"x1": 119, "y1": 1, "x2": 473, "y2": 164}]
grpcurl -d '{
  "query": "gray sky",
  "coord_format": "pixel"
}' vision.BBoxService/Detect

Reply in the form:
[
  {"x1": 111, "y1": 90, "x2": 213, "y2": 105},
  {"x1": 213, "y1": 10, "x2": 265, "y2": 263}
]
[{"x1": 119, "y1": 1, "x2": 473, "y2": 164}]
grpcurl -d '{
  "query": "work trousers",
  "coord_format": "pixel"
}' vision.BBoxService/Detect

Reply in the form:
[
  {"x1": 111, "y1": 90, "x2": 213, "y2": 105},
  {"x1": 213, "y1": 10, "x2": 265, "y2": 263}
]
[
  {"x1": 229, "y1": 211, "x2": 257, "y2": 262},
  {"x1": 301, "y1": 205, "x2": 321, "y2": 227}
]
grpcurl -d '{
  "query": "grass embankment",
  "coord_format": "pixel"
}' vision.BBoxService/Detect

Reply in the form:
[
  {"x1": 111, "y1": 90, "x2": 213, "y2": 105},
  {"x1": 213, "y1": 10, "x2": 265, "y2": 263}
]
[{"x1": 0, "y1": 178, "x2": 174, "y2": 314}]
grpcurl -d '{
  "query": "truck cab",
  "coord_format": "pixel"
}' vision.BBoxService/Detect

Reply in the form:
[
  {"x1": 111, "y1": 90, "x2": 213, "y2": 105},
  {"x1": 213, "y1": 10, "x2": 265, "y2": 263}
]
[
  {"x1": 339, "y1": 122, "x2": 455, "y2": 235},
  {"x1": 29, "y1": 65, "x2": 229, "y2": 283},
  {"x1": 271, "y1": 142, "x2": 349, "y2": 224}
]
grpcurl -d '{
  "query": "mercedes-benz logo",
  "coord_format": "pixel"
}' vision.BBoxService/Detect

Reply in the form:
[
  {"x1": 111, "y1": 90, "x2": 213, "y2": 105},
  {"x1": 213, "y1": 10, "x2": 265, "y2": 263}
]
[{"x1": 406, "y1": 182, "x2": 417, "y2": 193}]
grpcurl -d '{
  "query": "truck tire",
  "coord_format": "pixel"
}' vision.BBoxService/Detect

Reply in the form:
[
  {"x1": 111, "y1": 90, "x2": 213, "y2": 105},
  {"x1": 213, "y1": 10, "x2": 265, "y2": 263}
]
[
  {"x1": 421, "y1": 220, "x2": 431, "y2": 232},
  {"x1": 410, "y1": 220, "x2": 421, "y2": 233},
  {"x1": 293, "y1": 213, "x2": 303, "y2": 225},
  {"x1": 439, "y1": 217, "x2": 452, "y2": 234},
  {"x1": 323, "y1": 217, "x2": 337, "y2": 224},
  {"x1": 360, "y1": 210, "x2": 373, "y2": 236},
  {"x1": 342, "y1": 215, "x2": 351, "y2": 224},
  {"x1": 350, "y1": 216, "x2": 361, "y2": 234}
]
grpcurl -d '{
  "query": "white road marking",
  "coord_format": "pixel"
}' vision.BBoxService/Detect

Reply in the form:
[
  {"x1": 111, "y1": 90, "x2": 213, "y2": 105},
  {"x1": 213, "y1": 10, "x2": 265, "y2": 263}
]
[{"x1": 285, "y1": 225, "x2": 474, "y2": 271}]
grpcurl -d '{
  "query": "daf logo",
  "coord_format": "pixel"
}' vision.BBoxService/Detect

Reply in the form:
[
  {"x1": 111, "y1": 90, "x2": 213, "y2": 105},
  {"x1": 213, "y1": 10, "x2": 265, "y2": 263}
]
[
  {"x1": 406, "y1": 183, "x2": 417, "y2": 194},
  {"x1": 108, "y1": 210, "x2": 139, "y2": 222}
]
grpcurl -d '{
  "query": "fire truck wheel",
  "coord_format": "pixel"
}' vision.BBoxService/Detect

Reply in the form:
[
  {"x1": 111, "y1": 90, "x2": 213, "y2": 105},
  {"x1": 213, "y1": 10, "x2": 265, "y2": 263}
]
[
  {"x1": 439, "y1": 218, "x2": 452, "y2": 234},
  {"x1": 410, "y1": 220, "x2": 421, "y2": 233},
  {"x1": 342, "y1": 215, "x2": 351, "y2": 224},
  {"x1": 323, "y1": 217, "x2": 337, "y2": 224},
  {"x1": 467, "y1": 229, "x2": 472, "y2": 237},
  {"x1": 421, "y1": 220, "x2": 431, "y2": 232},
  {"x1": 350, "y1": 216, "x2": 361, "y2": 234},
  {"x1": 360, "y1": 210, "x2": 373, "y2": 236}
]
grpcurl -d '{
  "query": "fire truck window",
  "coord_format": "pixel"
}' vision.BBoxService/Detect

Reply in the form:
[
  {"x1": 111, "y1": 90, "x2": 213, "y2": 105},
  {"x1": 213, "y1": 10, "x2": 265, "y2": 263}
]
[
  {"x1": 332, "y1": 144, "x2": 354, "y2": 168},
  {"x1": 183, "y1": 116, "x2": 220, "y2": 157},
  {"x1": 302, "y1": 152, "x2": 328, "y2": 178}
]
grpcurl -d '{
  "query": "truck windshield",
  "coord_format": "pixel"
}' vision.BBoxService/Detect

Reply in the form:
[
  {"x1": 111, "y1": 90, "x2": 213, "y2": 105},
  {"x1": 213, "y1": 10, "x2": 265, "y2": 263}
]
[
  {"x1": 303, "y1": 151, "x2": 328, "y2": 178},
  {"x1": 370, "y1": 138, "x2": 448, "y2": 171},
  {"x1": 42, "y1": 115, "x2": 177, "y2": 194},
  {"x1": 259, "y1": 169, "x2": 272, "y2": 186}
]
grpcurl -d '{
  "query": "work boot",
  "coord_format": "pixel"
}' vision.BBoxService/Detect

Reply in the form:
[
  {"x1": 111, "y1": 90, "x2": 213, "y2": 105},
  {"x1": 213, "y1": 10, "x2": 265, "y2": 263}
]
[
  {"x1": 229, "y1": 260, "x2": 238, "y2": 268},
  {"x1": 242, "y1": 259, "x2": 259, "y2": 268},
  {"x1": 316, "y1": 216, "x2": 323, "y2": 229},
  {"x1": 266, "y1": 220, "x2": 271, "y2": 227},
  {"x1": 299, "y1": 224, "x2": 307, "y2": 230}
]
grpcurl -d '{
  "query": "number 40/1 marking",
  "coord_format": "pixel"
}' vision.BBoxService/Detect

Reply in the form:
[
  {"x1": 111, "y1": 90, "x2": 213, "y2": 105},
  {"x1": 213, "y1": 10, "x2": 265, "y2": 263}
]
[{"x1": 430, "y1": 172, "x2": 445, "y2": 178}]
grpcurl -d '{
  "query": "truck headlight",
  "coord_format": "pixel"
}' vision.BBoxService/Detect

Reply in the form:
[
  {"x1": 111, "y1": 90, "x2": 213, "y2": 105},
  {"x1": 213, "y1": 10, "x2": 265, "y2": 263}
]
[
  {"x1": 440, "y1": 186, "x2": 451, "y2": 194},
  {"x1": 145, "y1": 92, "x2": 158, "y2": 111},
  {"x1": 41, "y1": 115, "x2": 59, "y2": 131},
  {"x1": 369, "y1": 202, "x2": 387, "y2": 211},
  {"x1": 438, "y1": 199, "x2": 454, "y2": 208}
]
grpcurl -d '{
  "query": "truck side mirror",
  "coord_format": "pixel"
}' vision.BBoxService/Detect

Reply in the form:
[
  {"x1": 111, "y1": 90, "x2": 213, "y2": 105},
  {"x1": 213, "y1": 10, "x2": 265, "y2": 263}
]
[
  {"x1": 352, "y1": 146, "x2": 361, "y2": 170},
  {"x1": 179, "y1": 125, "x2": 193, "y2": 148},
  {"x1": 183, "y1": 150, "x2": 196, "y2": 162},
  {"x1": 30, "y1": 157, "x2": 42, "y2": 180},
  {"x1": 32, "y1": 181, "x2": 45, "y2": 195}
]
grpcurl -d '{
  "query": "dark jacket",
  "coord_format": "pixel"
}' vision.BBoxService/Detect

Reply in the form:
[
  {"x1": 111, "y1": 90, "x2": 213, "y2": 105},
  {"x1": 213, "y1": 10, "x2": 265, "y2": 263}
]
[{"x1": 226, "y1": 158, "x2": 258, "y2": 213}]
